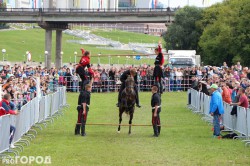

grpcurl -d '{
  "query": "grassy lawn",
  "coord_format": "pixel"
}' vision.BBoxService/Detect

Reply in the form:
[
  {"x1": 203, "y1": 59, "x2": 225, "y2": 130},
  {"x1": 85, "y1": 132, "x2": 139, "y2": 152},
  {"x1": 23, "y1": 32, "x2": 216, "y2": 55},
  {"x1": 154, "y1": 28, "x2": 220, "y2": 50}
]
[
  {"x1": 0, "y1": 29, "x2": 157, "y2": 64},
  {"x1": 91, "y1": 28, "x2": 161, "y2": 44},
  {"x1": 19, "y1": 92, "x2": 250, "y2": 165}
]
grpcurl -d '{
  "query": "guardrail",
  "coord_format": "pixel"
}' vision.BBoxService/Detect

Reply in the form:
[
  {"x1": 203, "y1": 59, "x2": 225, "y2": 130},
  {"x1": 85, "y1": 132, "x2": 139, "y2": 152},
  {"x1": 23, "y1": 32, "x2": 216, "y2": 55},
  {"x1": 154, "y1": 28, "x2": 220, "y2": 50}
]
[
  {"x1": 187, "y1": 89, "x2": 250, "y2": 146},
  {"x1": 0, "y1": 8, "x2": 177, "y2": 13},
  {"x1": 50, "y1": 76, "x2": 192, "y2": 93},
  {"x1": 0, "y1": 86, "x2": 68, "y2": 157}
]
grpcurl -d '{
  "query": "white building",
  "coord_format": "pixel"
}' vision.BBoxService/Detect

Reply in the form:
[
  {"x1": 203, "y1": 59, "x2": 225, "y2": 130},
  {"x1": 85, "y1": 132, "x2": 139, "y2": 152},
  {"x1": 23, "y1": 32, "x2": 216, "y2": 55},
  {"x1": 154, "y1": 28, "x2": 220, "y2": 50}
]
[
  {"x1": 55, "y1": 0, "x2": 118, "y2": 9},
  {"x1": 136, "y1": 0, "x2": 159, "y2": 8}
]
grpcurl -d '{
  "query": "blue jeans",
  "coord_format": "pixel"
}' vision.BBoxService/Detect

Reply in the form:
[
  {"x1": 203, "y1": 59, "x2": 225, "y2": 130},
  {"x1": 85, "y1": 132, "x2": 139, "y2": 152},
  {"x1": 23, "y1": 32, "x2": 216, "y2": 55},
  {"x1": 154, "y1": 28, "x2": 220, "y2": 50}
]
[
  {"x1": 213, "y1": 114, "x2": 220, "y2": 136},
  {"x1": 176, "y1": 80, "x2": 182, "y2": 91},
  {"x1": 10, "y1": 125, "x2": 16, "y2": 144}
]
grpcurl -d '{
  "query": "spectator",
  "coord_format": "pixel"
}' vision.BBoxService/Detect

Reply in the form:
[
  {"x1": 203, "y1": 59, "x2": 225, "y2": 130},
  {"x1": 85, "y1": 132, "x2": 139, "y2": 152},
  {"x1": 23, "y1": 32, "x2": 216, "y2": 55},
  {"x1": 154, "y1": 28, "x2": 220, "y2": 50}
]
[
  {"x1": 231, "y1": 88, "x2": 249, "y2": 109},
  {"x1": 109, "y1": 67, "x2": 116, "y2": 91},
  {"x1": 0, "y1": 93, "x2": 19, "y2": 148},
  {"x1": 209, "y1": 84, "x2": 224, "y2": 138},
  {"x1": 100, "y1": 69, "x2": 108, "y2": 91},
  {"x1": 72, "y1": 73, "x2": 79, "y2": 92},
  {"x1": 221, "y1": 82, "x2": 232, "y2": 104},
  {"x1": 65, "y1": 68, "x2": 72, "y2": 92},
  {"x1": 93, "y1": 69, "x2": 101, "y2": 92},
  {"x1": 175, "y1": 68, "x2": 183, "y2": 91},
  {"x1": 236, "y1": 61, "x2": 242, "y2": 71}
]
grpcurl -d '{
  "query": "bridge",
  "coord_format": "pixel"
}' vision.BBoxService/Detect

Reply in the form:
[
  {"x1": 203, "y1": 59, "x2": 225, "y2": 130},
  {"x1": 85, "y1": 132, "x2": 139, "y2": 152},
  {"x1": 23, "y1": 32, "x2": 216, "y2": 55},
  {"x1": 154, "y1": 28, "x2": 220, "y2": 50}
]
[{"x1": 0, "y1": 8, "x2": 176, "y2": 68}]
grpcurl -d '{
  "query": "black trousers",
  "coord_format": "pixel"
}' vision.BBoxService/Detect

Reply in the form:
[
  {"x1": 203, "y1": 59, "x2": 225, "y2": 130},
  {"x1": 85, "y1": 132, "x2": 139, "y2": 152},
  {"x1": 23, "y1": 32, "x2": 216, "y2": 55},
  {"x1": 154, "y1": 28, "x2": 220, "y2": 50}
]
[
  {"x1": 152, "y1": 111, "x2": 161, "y2": 136},
  {"x1": 81, "y1": 108, "x2": 89, "y2": 135},
  {"x1": 118, "y1": 82, "x2": 139, "y2": 105},
  {"x1": 76, "y1": 66, "x2": 89, "y2": 91},
  {"x1": 153, "y1": 65, "x2": 163, "y2": 93}
]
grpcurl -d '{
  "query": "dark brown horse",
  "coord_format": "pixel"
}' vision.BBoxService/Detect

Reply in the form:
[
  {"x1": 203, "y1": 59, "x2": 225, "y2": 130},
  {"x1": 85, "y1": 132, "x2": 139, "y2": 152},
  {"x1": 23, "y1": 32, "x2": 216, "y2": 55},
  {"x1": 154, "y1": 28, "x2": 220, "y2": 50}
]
[{"x1": 117, "y1": 76, "x2": 136, "y2": 134}]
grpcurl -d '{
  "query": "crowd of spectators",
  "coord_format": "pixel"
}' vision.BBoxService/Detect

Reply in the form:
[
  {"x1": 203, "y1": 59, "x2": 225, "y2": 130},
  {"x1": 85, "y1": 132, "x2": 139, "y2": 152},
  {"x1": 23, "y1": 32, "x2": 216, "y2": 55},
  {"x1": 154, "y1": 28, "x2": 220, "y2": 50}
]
[
  {"x1": 2, "y1": 61, "x2": 250, "y2": 109},
  {"x1": 0, "y1": 64, "x2": 56, "y2": 110},
  {"x1": 191, "y1": 62, "x2": 250, "y2": 108}
]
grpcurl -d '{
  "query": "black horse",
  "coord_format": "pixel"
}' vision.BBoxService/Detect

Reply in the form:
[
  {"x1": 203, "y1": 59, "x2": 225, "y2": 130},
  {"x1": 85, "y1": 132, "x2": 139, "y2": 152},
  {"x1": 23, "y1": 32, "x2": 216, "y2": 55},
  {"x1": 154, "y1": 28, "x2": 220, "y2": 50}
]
[{"x1": 117, "y1": 76, "x2": 136, "y2": 134}]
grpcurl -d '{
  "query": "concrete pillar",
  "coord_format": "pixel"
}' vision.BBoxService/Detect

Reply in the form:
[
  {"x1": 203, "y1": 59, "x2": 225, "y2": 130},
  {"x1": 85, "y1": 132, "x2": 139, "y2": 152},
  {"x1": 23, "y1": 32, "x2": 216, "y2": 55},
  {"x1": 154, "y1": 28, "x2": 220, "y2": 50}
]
[
  {"x1": 55, "y1": 30, "x2": 62, "y2": 69},
  {"x1": 45, "y1": 29, "x2": 52, "y2": 69}
]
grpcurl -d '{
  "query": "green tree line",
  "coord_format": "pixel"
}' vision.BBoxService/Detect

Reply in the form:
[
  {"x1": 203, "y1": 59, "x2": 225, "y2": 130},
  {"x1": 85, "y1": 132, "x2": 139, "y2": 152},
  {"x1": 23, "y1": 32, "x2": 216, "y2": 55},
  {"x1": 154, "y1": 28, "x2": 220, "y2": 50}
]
[
  {"x1": 0, "y1": 2, "x2": 8, "y2": 28},
  {"x1": 163, "y1": 0, "x2": 250, "y2": 66}
]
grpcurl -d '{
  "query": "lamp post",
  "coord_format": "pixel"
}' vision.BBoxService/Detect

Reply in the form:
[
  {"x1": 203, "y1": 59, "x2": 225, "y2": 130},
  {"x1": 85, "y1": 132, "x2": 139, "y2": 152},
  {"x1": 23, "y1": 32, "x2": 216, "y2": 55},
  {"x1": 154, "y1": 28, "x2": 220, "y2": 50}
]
[
  {"x1": 2, "y1": 49, "x2": 6, "y2": 61},
  {"x1": 126, "y1": 56, "x2": 129, "y2": 65},
  {"x1": 44, "y1": 51, "x2": 48, "y2": 67},
  {"x1": 74, "y1": 51, "x2": 77, "y2": 64},
  {"x1": 117, "y1": 56, "x2": 120, "y2": 65},
  {"x1": 98, "y1": 53, "x2": 101, "y2": 64}
]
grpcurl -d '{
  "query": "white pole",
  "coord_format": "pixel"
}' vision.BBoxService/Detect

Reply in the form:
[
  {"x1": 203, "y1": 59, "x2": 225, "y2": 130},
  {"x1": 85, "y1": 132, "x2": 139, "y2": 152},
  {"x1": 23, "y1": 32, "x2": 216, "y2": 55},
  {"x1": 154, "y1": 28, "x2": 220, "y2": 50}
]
[
  {"x1": 36, "y1": 77, "x2": 41, "y2": 98},
  {"x1": 0, "y1": 85, "x2": 2, "y2": 100}
]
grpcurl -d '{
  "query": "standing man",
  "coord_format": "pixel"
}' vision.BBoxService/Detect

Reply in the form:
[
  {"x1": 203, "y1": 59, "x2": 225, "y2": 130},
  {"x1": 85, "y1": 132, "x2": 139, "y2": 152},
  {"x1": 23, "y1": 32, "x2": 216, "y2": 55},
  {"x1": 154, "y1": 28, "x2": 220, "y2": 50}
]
[
  {"x1": 153, "y1": 41, "x2": 164, "y2": 94},
  {"x1": 209, "y1": 84, "x2": 224, "y2": 138},
  {"x1": 76, "y1": 49, "x2": 94, "y2": 91},
  {"x1": 231, "y1": 88, "x2": 249, "y2": 109},
  {"x1": 75, "y1": 83, "x2": 92, "y2": 136},
  {"x1": 151, "y1": 85, "x2": 161, "y2": 137},
  {"x1": 116, "y1": 68, "x2": 141, "y2": 108}
]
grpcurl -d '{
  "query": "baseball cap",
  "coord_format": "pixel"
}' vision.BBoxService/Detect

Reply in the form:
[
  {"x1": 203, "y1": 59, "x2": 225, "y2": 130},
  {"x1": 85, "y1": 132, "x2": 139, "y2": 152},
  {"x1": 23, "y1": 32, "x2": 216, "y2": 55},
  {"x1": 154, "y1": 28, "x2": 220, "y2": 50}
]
[{"x1": 210, "y1": 84, "x2": 218, "y2": 89}]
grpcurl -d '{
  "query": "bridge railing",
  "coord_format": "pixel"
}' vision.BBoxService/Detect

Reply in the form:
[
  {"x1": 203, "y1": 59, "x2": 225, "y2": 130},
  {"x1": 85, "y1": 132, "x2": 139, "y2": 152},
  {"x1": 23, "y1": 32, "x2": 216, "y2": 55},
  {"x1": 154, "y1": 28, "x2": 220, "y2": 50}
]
[{"x1": 0, "y1": 8, "x2": 177, "y2": 14}]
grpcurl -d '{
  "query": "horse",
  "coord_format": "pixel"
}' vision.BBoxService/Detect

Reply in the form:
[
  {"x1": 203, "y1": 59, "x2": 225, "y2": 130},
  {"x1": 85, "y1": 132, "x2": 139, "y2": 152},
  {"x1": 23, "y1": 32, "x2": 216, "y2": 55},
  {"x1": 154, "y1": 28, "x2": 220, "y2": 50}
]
[{"x1": 117, "y1": 76, "x2": 136, "y2": 134}]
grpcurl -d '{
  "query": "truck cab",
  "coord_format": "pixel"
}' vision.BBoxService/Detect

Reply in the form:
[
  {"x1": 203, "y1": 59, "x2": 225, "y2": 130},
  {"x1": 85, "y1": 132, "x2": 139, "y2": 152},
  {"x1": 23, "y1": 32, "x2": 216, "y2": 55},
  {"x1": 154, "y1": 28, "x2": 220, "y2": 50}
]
[{"x1": 168, "y1": 50, "x2": 200, "y2": 68}]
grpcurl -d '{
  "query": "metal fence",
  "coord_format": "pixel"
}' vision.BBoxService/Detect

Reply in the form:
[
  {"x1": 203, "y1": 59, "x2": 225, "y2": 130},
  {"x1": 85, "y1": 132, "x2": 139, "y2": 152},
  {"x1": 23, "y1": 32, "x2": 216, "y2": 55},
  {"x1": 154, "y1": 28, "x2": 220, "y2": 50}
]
[
  {"x1": 0, "y1": 86, "x2": 68, "y2": 157},
  {"x1": 54, "y1": 76, "x2": 192, "y2": 92},
  {"x1": 188, "y1": 89, "x2": 250, "y2": 146}
]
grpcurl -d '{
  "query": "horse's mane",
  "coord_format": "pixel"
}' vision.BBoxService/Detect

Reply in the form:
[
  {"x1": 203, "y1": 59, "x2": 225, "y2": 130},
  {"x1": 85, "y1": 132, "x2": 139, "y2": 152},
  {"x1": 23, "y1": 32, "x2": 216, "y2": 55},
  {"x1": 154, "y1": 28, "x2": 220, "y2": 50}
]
[{"x1": 125, "y1": 76, "x2": 135, "y2": 89}]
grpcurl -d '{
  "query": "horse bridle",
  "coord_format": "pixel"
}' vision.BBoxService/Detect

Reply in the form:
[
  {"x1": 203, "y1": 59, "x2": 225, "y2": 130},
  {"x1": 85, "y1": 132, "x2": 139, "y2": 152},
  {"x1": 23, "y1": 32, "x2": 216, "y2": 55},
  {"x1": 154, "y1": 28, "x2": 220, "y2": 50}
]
[{"x1": 126, "y1": 86, "x2": 134, "y2": 88}]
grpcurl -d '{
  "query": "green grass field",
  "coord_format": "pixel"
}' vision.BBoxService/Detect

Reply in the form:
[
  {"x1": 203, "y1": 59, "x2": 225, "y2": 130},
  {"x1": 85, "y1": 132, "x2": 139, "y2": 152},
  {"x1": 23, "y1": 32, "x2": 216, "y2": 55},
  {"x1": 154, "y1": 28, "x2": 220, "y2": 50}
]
[
  {"x1": 19, "y1": 92, "x2": 250, "y2": 165},
  {"x1": 91, "y1": 28, "x2": 160, "y2": 44},
  {"x1": 0, "y1": 28, "x2": 159, "y2": 65}
]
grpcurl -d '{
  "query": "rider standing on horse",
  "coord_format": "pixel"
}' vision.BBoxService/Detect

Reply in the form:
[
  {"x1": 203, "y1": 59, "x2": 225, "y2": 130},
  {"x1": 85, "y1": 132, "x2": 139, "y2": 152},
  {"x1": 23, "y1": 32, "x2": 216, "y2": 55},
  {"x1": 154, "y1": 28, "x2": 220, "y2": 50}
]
[
  {"x1": 116, "y1": 68, "x2": 141, "y2": 108},
  {"x1": 76, "y1": 48, "x2": 94, "y2": 91},
  {"x1": 153, "y1": 41, "x2": 164, "y2": 94}
]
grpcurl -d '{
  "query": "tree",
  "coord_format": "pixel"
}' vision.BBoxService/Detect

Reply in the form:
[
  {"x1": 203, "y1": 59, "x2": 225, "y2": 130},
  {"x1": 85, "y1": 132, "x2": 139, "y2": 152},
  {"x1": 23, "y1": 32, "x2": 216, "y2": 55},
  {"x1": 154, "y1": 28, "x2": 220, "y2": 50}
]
[
  {"x1": 0, "y1": 2, "x2": 7, "y2": 29},
  {"x1": 198, "y1": 0, "x2": 250, "y2": 66},
  {"x1": 163, "y1": 6, "x2": 203, "y2": 51}
]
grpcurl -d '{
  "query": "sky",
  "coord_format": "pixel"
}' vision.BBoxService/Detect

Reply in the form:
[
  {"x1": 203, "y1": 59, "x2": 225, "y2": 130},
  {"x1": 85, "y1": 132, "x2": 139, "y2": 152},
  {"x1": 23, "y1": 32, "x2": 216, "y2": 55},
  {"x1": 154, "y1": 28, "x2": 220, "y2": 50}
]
[{"x1": 159, "y1": 0, "x2": 224, "y2": 7}]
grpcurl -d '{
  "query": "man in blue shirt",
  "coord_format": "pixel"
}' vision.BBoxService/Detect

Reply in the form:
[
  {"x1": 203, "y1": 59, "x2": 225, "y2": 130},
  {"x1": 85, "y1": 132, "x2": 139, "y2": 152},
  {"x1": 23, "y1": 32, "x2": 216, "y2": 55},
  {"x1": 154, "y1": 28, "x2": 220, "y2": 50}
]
[{"x1": 209, "y1": 84, "x2": 224, "y2": 137}]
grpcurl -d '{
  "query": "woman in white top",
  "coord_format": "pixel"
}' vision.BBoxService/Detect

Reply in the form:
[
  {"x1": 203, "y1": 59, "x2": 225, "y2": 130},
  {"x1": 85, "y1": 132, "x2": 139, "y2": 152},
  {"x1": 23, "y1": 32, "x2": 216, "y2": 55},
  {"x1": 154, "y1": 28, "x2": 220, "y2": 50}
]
[{"x1": 175, "y1": 68, "x2": 183, "y2": 91}]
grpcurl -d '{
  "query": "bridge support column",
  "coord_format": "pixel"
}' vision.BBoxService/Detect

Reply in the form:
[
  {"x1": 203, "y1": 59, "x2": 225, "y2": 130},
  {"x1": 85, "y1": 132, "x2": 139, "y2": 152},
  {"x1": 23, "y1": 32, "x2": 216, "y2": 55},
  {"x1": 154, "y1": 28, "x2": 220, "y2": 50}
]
[
  {"x1": 45, "y1": 29, "x2": 52, "y2": 69},
  {"x1": 55, "y1": 30, "x2": 62, "y2": 68}
]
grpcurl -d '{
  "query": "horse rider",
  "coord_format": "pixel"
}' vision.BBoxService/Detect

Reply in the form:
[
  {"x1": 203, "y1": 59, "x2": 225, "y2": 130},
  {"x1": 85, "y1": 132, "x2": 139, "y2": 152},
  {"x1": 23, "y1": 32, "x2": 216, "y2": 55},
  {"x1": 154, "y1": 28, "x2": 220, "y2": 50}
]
[
  {"x1": 116, "y1": 68, "x2": 141, "y2": 108},
  {"x1": 76, "y1": 48, "x2": 94, "y2": 91},
  {"x1": 153, "y1": 41, "x2": 164, "y2": 94}
]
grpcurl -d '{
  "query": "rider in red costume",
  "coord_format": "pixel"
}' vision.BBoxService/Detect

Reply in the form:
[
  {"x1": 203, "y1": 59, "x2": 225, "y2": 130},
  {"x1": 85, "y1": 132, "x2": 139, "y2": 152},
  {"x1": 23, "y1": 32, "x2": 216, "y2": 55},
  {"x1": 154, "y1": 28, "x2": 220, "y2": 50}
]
[
  {"x1": 76, "y1": 48, "x2": 94, "y2": 91},
  {"x1": 153, "y1": 41, "x2": 164, "y2": 94}
]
